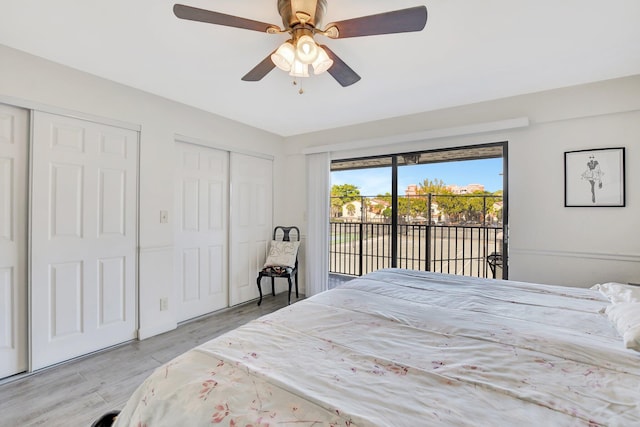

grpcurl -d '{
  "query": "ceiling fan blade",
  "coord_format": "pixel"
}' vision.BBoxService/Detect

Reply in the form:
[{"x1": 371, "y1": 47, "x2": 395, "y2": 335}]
[
  {"x1": 320, "y1": 45, "x2": 361, "y2": 87},
  {"x1": 241, "y1": 52, "x2": 277, "y2": 82},
  {"x1": 174, "y1": 4, "x2": 278, "y2": 33},
  {"x1": 324, "y1": 6, "x2": 427, "y2": 38}
]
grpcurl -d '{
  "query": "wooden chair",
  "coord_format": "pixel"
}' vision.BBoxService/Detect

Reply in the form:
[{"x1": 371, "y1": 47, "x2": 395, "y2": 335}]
[{"x1": 257, "y1": 226, "x2": 300, "y2": 306}]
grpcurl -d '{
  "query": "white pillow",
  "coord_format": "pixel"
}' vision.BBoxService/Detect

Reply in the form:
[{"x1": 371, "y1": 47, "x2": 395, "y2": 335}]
[
  {"x1": 592, "y1": 282, "x2": 640, "y2": 304},
  {"x1": 264, "y1": 240, "x2": 299, "y2": 268},
  {"x1": 605, "y1": 302, "x2": 640, "y2": 351}
]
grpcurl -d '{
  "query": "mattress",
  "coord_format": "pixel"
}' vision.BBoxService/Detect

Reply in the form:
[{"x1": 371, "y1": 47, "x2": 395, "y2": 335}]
[{"x1": 114, "y1": 269, "x2": 640, "y2": 426}]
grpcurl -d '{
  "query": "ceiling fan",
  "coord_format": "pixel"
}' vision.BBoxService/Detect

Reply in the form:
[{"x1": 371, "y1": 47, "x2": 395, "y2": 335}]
[{"x1": 173, "y1": 0, "x2": 428, "y2": 87}]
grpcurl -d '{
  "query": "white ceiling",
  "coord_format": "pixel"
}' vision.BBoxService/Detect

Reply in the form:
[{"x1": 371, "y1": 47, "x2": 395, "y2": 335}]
[{"x1": 1, "y1": 0, "x2": 639, "y2": 137}]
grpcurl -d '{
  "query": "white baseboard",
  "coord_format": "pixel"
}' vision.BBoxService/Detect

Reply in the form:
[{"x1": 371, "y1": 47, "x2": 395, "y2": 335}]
[{"x1": 138, "y1": 321, "x2": 177, "y2": 340}]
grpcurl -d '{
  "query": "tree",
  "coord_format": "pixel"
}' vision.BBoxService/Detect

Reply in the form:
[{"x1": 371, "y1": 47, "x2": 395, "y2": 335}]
[
  {"x1": 462, "y1": 192, "x2": 487, "y2": 222},
  {"x1": 399, "y1": 196, "x2": 428, "y2": 221},
  {"x1": 331, "y1": 183, "x2": 360, "y2": 201},
  {"x1": 373, "y1": 192, "x2": 392, "y2": 221},
  {"x1": 331, "y1": 184, "x2": 361, "y2": 218},
  {"x1": 416, "y1": 178, "x2": 448, "y2": 195},
  {"x1": 435, "y1": 191, "x2": 502, "y2": 223},
  {"x1": 433, "y1": 193, "x2": 466, "y2": 222},
  {"x1": 414, "y1": 179, "x2": 452, "y2": 222}
]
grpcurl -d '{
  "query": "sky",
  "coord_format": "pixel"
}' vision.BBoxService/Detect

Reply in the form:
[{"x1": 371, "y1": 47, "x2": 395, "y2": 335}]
[{"x1": 331, "y1": 158, "x2": 503, "y2": 196}]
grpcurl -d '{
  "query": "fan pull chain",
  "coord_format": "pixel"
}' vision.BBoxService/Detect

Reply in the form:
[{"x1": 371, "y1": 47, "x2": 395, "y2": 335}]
[{"x1": 292, "y1": 78, "x2": 305, "y2": 95}]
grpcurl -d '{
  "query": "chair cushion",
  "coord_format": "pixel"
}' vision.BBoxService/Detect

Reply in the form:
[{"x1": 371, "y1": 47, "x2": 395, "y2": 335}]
[
  {"x1": 264, "y1": 240, "x2": 300, "y2": 268},
  {"x1": 262, "y1": 266, "x2": 293, "y2": 276}
]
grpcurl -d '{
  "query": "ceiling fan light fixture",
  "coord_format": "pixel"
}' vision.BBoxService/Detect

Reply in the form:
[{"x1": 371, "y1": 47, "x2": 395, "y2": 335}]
[
  {"x1": 295, "y1": 34, "x2": 319, "y2": 64},
  {"x1": 312, "y1": 46, "x2": 333, "y2": 75},
  {"x1": 271, "y1": 41, "x2": 296, "y2": 71},
  {"x1": 174, "y1": 1, "x2": 428, "y2": 87},
  {"x1": 289, "y1": 59, "x2": 309, "y2": 77}
]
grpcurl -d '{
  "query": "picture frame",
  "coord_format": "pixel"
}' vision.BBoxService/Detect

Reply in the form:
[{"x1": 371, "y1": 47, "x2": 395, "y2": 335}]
[{"x1": 564, "y1": 147, "x2": 625, "y2": 207}]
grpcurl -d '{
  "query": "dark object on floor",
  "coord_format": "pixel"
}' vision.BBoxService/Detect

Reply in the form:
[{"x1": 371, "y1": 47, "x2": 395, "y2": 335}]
[
  {"x1": 487, "y1": 252, "x2": 503, "y2": 279},
  {"x1": 91, "y1": 410, "x2": 120, "y2": 427}
]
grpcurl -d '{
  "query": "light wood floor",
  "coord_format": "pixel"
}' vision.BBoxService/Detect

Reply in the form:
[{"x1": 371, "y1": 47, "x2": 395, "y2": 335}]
[{"x1": 0, "y1": 292, "x2": 297, "y2": 427}]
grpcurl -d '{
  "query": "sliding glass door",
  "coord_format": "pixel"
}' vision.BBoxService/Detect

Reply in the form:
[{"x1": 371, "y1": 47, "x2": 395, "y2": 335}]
[{"x1": 330, "y1": 142, "x2": 508, "y2": 279}]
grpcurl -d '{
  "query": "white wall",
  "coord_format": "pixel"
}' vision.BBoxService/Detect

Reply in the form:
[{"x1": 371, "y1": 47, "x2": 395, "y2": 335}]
[
  {"x1": 284, "y1": 75, "x2": 640, "y2": 288},
  {"x1": 0, "y1": 44, "x2": 284, "y2": 339}
]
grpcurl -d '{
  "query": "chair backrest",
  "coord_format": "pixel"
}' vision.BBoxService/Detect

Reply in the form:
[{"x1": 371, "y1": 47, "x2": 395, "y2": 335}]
[
  {"x1": 274, "y1": 226, "x2": 300, "y2": 242},
  {"x1": 272, "y1": 226, "x2": 300, "y2": 270}
]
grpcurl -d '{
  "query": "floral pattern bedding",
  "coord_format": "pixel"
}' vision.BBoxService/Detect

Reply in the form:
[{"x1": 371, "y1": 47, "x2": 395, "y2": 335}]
[{"x1": 114, "y1": 269, "x2": 640, "y2": 426}]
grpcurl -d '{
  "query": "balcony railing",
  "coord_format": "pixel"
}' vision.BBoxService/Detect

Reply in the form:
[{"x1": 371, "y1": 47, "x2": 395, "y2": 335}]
[{"x1": 330, "y1": 194, "x2": 505, "y2": 279}]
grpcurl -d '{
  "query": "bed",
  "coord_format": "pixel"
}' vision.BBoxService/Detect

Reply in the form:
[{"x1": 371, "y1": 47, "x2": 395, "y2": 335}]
[{"x1": 112, "y1": 269, "x2": 640, "y2": 426}]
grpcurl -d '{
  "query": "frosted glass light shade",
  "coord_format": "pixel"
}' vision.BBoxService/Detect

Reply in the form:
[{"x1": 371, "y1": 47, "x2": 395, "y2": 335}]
[
  {"x1": 289, "y1": 59, "x2": 309, "y2": 77},
  {"x1": 295, "y1": 35, "x2": 319, "y2": 64},
  {"x1": 271, "y1": 42, "x2": 295, "y2": 71},
  {"x1": 312, "y1": 47, "x2": 333, "y2": 75}
]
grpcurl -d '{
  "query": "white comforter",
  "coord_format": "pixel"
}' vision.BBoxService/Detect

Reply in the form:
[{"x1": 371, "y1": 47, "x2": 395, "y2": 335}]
[{"x1": 115, "y1": 269, "x2": 640, "y2": 426}]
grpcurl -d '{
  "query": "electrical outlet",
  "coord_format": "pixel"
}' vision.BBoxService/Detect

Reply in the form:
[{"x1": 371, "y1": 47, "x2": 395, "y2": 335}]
[
  {"x1": 160, "y1": 210, "x2": 169, "y2": 224},
  {"x1": 160, "y1": 297, "x2": 169, "y2": 311}
]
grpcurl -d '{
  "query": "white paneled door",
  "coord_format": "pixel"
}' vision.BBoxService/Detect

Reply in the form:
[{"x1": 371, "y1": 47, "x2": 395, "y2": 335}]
[
  {"x1": 31, "y1": 111, "x2": 138, "y2": 370},
  {"x1": 175, "y1": 143, "x2": 229, "y2": 322},
  {"x1": 229, "y1": 153, "x2": 272, "y2": 306},
  {"x1": 0, "y1": 104, "x2": 28, "y2": 379}
]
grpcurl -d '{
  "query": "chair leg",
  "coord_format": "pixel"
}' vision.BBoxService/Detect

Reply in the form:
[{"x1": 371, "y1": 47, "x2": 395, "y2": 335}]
[
  {"x1": 256, "y1": 274, "x2": 263, "y2": 306},
  {"x1": 295, "y1": 270, "x2": 299, "y2": 298},
  {"x1": 271, "y1": 277, "x2": 276, "y2": 296},
  {"x1": 91, "y1": 410, "x2": 120, "y2": 427},
  {"x1": 287, "y1": 277, "x2": 293, "y2": 305}
]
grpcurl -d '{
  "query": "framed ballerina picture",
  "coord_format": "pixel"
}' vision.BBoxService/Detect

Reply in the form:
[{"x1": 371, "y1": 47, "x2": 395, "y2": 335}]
[{"x1": 564, "y1": 147, "x2": 625, "y2": 207}]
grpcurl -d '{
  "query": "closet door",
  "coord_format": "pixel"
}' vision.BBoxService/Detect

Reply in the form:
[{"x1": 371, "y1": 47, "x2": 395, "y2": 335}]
[
  {"x1": 0, "y1": 104, "x2": 28, "y2": 378},
  {"x1": 229, "y1": 153, "x2": 272, "y2": 306},
  {"x1": 31, "y1": 112, "x2": 138, "y2": 370},
  {"x1": 175, "y1": 142, "x2": 228, "y2": 322}
]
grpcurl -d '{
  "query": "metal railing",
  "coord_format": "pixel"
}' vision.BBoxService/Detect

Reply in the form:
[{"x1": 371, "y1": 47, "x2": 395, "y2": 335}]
[{"x1": 330, "y1": 194, "x2": 505, "y2": 279}]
